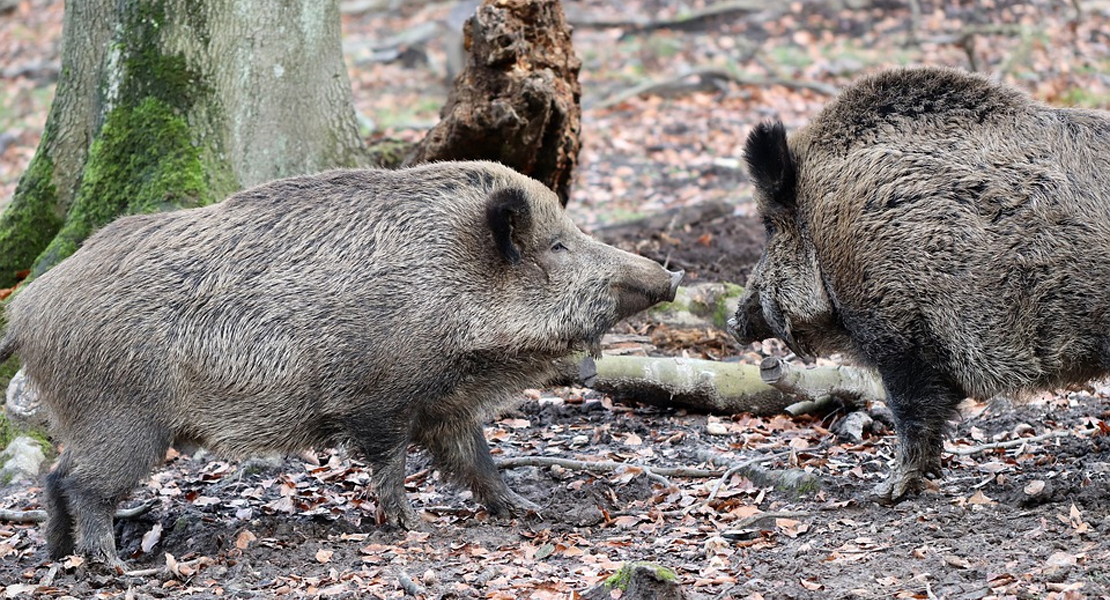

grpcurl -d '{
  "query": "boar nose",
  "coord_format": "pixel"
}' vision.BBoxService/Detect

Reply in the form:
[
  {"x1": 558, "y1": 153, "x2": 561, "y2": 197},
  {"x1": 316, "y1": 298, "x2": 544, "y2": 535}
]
[
  {"x1": 726, "y1": 316, "x2": 740, "y2": 335},
  {"x1": 666, "y1": 269, "x2": 684, "y2": 302}
]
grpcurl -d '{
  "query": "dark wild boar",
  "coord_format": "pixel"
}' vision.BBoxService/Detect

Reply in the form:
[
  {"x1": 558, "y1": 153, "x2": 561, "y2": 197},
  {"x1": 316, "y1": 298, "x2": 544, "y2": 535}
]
[
  {"x1": 0, "y1": 161, "x2": 683, "y2": 568},
  {"x1": 729, "y1": 66, "x2": 1110, "y2": 502}
]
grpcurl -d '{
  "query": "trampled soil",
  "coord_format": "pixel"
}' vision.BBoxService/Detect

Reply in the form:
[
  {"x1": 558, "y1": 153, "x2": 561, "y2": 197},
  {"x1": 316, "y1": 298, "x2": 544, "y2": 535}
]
[{"x1": 2, "y1": 376, "x2": 1108, "y2": 598}]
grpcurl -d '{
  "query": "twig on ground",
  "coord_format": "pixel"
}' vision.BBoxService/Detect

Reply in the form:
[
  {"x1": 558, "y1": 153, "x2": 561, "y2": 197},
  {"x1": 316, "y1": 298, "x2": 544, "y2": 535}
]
[
  {"x1": 123, "y1": 555, "x2": 207, "y2": 578},
  {"x1": 0, "y1": 498, "x2": 157, "y2": 524},
  {"x1": 123, "y1": 566, "x2": 163, "y2": 578},
  {"x1": 497, "y1": 456, "x2": 721, "y2": 490},
  {"x1": 0, "y1": 508, "x2": 44, "y2": 523},
  {"x1": 706, "y1": 452, "x2": 789, "y2": 502},
  {"x1": 699, "y1": 451, "x2": 821, "y2": 492},
  {"x1": 397, "y1": 570, "x2": 426, "y2": 597},
  {"x1": 946, "y1": 430, "x2": 1073, "y2": 457},
  {"x1": 567, "y1": 0, "x2": 770, "y2": 32}
]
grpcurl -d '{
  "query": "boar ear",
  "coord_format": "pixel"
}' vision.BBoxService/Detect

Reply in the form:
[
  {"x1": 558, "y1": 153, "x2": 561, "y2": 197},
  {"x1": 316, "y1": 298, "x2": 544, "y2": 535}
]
[
  {"x1": 486, "y1": 187, "x2": 532, "y2": 264},
  {"x1": 744, "y1": 121, "x2": 797, "y2": 213}
]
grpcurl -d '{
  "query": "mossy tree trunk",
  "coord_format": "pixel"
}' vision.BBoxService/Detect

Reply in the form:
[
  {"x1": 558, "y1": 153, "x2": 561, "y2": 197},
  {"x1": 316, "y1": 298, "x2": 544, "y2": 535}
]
[{"x1": 0, "y1": 0, "x2": 367, "y2": 287}]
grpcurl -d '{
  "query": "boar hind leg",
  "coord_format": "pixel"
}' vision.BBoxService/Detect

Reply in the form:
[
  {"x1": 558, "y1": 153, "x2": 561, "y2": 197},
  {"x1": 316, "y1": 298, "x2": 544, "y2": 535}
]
[
  {"x1": 43, "y1": 454, "x2": 76, "y2": 560},
  {"x1": 418, "y1": 419, "x2": 540, "y2": 518},
  {"x1": 869, "y1": 344, "x2": 964, "y2": 503},
  {"x1": 48, "y1": 423, "x2": 170, "y2": 569}
]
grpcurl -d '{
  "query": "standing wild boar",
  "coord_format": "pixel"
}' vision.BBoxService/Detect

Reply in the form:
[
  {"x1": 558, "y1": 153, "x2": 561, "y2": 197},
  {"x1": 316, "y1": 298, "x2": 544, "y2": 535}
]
[
  {"x1": 729, "y1": 66, "x2": 1110, "y2": 502},
  {"x1": 0, "y1": 161, "x2": 683, "y2": 568}
]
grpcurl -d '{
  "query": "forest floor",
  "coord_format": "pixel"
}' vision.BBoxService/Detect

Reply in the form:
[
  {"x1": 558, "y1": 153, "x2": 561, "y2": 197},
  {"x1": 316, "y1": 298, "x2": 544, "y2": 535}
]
[{"x1": 3, "y1": 0, "x2": 1110, "y2": 598}]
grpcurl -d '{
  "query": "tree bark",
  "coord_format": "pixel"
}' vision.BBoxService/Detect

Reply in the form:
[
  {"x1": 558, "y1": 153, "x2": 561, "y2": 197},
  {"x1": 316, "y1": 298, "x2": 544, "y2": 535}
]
[
  {"x1": 0, "y1": 0, "x2": 367, "y2": 286},
  {"x1": 582, "y1": 354, "x2": 887, "y2": 416},
  {"x1": 582, "y1": 355, "x2": 790, "y2": 415},
  {"x1": 404, "y1": 0, "x2": 582, "y2": 205}
]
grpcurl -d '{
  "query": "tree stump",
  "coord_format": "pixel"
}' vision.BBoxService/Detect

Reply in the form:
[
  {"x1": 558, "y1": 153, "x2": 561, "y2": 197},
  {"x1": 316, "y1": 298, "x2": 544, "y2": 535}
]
[
  {"x1": 583, "y1": 562, "x2": 693, "y2": 600},
  {"x1": 405, "y1": 0, "x2": 582, "y2": 205}
]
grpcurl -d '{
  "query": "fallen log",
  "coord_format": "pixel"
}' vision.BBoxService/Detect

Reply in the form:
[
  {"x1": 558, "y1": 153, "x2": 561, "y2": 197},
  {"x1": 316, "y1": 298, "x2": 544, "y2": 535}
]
[{"x1": 581, "y1": 354, "x2": 886, "y2": 416}]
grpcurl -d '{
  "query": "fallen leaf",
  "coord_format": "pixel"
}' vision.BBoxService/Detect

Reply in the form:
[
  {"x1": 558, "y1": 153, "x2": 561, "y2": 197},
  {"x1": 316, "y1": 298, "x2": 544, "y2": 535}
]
[
  {"x1": 800, "y1": 578, "x2": 823, "y2": 590},
  {"x1": 706, "y1": 422, "x2": 729, "y2": 435},
  {"x1": 315, "y1": 549, "x2": 334, "y2": 563},
  {"x1": 140, "y1": 523, "x2": 163, "y2": 553},
  {"x1": 967, "y1": 490, "x2": 996, "y2": 505},
  {"x1": 943, "y1": 555, "x2": 972, "y2": 569},
  {"x1": 1044, "y1": 551, "x2": 1078, "y2": 571},
  {"x1": 165, "y1": 552, "x2": 180, "y2": 577},
  {"x1": 1024, "y1": 480, "x2": 1046, "y2": 496},
  {"x1": 535, "y1": 543, "x2": 556, "y2": 560},
  {"x1": 235, "y1": 529, "x2": 257, "y2": 550}
]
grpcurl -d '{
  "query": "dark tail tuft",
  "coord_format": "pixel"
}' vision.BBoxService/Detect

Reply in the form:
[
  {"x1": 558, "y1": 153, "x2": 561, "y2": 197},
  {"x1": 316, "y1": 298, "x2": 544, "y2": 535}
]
[{"x1": 0, "y1": 334, "x2": 14, "y2": 364}]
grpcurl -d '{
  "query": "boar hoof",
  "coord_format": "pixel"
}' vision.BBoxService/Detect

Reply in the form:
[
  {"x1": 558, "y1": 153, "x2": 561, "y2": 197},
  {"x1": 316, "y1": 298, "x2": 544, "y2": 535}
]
[
  {"x1": 486, "y1": 491, "x2": 541, "y2": 520},
  {"x1": 74, "y1": 551, "x2": 127, "y2": 576},
  {"x1": 381, "y1": 506, "x2": 426, "y2": 531},
  {"x1": 871, "y1": 469, "x2": 928, "y2": 505}
]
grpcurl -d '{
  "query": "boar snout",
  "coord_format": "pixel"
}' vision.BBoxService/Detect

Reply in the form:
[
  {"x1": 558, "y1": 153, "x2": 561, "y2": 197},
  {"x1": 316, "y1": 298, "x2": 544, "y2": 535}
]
[
  {"x1": 613, "y1": 260, "x2": 684, "y2": 319},
  {"x1": 666, "y1": 269, "x2": 683, "y2": 301},
  {"x1": 728, "y1": 290, "x2": 776, "y2": 344}
]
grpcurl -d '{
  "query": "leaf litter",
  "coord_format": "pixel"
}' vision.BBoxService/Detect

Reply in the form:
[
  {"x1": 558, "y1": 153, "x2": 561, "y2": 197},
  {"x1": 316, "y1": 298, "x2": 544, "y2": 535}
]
[{"x1": 2, "y1": 0, "x2": 1110, "y2": 598}]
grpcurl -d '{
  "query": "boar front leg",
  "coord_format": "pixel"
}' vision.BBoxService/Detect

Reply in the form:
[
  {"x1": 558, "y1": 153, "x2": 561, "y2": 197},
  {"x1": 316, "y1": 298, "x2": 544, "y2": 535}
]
[
  {"x1": 417, "y1": 418, "x2": 540, "y2": 518},
  {"x1": 871, "y1": 350, "x2": 965, "y2": 503},
  {"x1": 354, "y1": 427, "x2": 422, "y2": 529}
]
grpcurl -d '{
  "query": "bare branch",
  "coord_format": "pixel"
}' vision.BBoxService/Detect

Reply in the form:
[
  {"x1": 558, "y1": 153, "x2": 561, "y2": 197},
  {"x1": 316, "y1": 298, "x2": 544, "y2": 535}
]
[{"x1": 946, "y1": 430, "x2": 1073, "y2": 457}]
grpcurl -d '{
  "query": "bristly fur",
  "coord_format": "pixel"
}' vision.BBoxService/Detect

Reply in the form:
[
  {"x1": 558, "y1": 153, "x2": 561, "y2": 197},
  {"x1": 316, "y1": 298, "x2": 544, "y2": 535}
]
[
  {"x1": 731, "y1": 65, "x2": 1110, "y2": 502},
  {"x1": 0, "y1": 334, "x2": 14, "y2": 363},
  {"x1": 3, "y1": 160, "x2": 680, "y2": 565}
]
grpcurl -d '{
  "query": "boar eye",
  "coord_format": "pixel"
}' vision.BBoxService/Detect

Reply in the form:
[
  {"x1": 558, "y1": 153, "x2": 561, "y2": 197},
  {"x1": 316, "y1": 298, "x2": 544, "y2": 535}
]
[
  {"x1": 762, "y1": 218, "x2": 778, "y2": 236},
  {"x1": 551, "y1": 241, "x2": 568, "y2": 253}
]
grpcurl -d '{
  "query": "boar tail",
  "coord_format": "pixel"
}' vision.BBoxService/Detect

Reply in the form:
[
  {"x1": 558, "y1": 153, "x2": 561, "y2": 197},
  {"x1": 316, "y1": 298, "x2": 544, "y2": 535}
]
[
  {"x1": 743, "y1": 121, "x2": 797, "y2": 211},
  {"x1": 0, "y1": 333, "x2": 15, "y2": 363}
]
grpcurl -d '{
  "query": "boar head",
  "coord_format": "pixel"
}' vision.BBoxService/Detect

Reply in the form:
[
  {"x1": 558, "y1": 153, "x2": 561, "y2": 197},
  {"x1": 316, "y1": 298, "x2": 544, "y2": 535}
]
[
  {"x1": 728, "y1": 122, "x2": 839, "y2": 359},
  {"x1": 482, "y1": 184, "x2": 683, "y2": 356}
]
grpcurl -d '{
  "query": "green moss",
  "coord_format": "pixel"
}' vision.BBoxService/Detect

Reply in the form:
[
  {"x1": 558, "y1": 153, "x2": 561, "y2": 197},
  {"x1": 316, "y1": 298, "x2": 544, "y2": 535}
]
[
  {"x1": 603, "y1": 562, "x2": 678, "y2": 590},
  {"x1": 29, "y1": 0, "x2": 220, "y2": 275},
  {"x1": 0, "y1": 147, "x2": 63, "y2": 287},
  {"x1": 711, "y1": 282, "x2": 745, "y2": 330},
  {"x1": 32, "y1": 97, "x2": 211, "y2": 275},
  {"x1": 121, "y1": 1, "x2": 209, "y2": 112}
]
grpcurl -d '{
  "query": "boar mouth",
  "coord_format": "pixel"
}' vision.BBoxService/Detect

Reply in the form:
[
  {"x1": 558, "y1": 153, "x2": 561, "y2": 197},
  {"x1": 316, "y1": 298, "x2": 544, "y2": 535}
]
[{"x1": 730, "y1": 292, "x2": 814, "y2": 361}]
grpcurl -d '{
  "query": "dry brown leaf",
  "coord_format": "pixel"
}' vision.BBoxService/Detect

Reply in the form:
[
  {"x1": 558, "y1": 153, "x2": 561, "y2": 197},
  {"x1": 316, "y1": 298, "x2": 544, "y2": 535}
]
[
  {"x1": 967, "y1": 490, "x2": 996, "y2": 505},
  {"x1": 235, "y1": 529, "x2": 257, "y2": 550}
]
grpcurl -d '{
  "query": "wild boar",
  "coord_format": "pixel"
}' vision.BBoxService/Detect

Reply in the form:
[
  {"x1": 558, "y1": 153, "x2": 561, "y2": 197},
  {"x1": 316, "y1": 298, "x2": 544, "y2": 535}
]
[
  {"x1": 729, "y1": 66, "x2": 1110, "y2": 502},
  {"x1": 0, "y1": 161, "x2": 683, "y2": 568}
]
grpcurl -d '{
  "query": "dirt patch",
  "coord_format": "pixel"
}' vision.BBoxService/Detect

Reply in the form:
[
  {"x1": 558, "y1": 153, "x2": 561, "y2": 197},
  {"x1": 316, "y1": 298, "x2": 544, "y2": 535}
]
[
  {"x1": 5, "y1": 1, "x2": 1110, "y2": 598},
  {"x1": 3, "y1": 385, "x2": 1108, "y2": 598}
]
